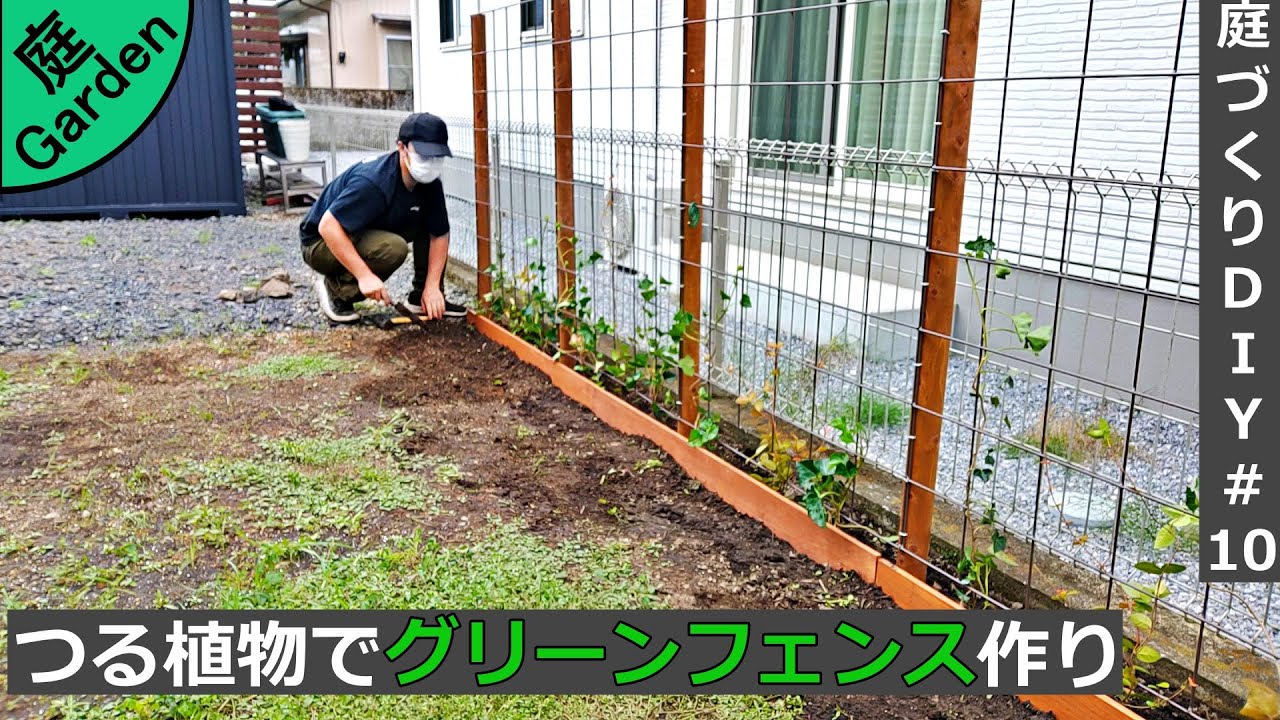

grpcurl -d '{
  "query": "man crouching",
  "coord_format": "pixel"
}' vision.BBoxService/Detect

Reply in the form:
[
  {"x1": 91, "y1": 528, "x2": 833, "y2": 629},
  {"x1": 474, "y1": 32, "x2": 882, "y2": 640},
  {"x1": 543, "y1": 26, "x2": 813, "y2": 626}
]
[{"x1": 300, "y1": 112, "x2": 466, "y2": 323}]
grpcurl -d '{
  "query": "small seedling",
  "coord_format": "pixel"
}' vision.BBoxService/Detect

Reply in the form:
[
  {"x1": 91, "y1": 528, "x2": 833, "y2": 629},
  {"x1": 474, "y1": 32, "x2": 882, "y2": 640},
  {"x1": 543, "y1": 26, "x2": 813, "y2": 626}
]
[
  {"x1": 79, "y1": 234, "x2": 97, "y2": 248},
  {"x1": 688, "y1": 412, "x2": 720, "y2": 449},
  {"x1": 633, "y1": 458, "x2": 663, "y2": 473}
]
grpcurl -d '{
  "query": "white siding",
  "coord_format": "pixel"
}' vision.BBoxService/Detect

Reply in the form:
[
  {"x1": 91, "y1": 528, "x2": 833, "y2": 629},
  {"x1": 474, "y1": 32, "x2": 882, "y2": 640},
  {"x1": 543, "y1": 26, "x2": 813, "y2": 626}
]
[{"x1": 413, "y1": 0, "x2": 1198, "y2": 295}]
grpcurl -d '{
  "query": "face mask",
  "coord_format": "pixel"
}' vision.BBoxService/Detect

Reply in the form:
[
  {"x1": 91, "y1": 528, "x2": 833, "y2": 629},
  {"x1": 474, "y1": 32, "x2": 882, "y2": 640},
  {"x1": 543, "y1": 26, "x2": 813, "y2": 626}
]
[{"x1": 408, "y1": 150, "x2": 445, "y2": 184}]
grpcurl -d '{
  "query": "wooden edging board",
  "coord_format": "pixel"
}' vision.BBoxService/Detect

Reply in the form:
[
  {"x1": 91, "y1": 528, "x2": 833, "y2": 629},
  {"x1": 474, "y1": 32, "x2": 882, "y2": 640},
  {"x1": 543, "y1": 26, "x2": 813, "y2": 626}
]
[{"x1": 467, "y1": 312, "x2": 1142, "y2": 720}]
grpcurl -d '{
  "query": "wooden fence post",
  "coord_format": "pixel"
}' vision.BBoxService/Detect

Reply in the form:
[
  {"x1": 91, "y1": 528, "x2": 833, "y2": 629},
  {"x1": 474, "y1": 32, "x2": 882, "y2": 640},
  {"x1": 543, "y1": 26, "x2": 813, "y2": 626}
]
[
  {"x1": 900, "y1": 0, "x2": 982, "y2": 580},
  {"x1": 471, "y1": 13, "x2": 492, "y2": 303},
  {"x1": 551, "y1": 0, "x2": 576, "y2": 364},
  {"x1": 678, "y1": 0, "x2": 708, "y2": 437}
]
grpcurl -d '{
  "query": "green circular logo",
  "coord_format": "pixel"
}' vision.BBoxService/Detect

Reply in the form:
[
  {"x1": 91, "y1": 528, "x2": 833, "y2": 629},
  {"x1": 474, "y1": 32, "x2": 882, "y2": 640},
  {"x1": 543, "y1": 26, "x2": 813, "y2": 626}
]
[{"x1": 1, "y1": 1, "x2": 193, "y2": 193}]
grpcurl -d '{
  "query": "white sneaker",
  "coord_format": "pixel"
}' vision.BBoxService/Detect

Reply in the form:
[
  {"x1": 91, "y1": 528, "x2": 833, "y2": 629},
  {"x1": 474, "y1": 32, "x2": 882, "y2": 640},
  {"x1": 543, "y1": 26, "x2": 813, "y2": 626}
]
[{"x1": 314, "y1": 276, "x2": 359, "y2": 323}]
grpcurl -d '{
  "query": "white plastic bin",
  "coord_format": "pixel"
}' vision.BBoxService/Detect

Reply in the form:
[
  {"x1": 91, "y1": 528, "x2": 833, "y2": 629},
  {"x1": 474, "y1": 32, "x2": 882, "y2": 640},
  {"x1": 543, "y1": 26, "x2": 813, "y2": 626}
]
[{"x1": 277, "y1": 118, "x2": 311, "y2": 162}]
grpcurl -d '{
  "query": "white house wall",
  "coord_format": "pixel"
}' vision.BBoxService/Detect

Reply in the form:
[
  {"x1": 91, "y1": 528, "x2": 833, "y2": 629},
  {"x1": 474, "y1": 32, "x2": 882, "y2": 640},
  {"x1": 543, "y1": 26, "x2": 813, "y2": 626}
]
[{"x1": 412, "y1": 0, "x2": 1199, "y2": 411}]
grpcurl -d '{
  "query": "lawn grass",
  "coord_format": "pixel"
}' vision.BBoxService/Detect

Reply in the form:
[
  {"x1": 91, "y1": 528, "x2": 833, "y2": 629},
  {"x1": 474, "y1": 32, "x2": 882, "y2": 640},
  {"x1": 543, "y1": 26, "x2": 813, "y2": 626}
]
[{"x1": 47, "y1": 524, "x2": 805, "y2": 720}]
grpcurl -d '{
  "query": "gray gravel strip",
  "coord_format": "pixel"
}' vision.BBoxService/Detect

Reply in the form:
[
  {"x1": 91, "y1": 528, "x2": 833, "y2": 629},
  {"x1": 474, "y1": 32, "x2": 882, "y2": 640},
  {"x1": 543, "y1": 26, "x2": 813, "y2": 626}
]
[{"x1": 0, "y1": 214, "x2": 468, "y2": 352}]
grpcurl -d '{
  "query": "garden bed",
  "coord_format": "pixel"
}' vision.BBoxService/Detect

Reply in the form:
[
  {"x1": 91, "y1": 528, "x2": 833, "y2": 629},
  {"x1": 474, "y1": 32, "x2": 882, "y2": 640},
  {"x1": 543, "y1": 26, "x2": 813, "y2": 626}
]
[{"x1": 0, "y1": 322, "x2": 1050, "y2": 720}]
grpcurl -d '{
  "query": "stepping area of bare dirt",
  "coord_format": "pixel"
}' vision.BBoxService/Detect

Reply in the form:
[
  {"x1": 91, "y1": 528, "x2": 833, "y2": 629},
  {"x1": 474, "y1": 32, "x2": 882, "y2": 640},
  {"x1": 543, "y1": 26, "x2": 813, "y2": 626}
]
[{"x1": 0, "y1": 321, "x2": 1048, "y2": 719}]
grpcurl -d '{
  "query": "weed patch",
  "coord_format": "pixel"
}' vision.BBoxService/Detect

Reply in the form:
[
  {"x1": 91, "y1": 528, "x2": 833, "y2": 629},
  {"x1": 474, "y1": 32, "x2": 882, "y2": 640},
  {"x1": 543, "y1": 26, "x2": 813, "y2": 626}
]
[
  {"x1": 0, "y1": 368, "x2": 38, "y2": 409},
  {"x1": 825, "y1": 390, "x2": 909, "y2": 429},
  {"x1": 1005, "y1": 412, "x2": 1123, "y2": 466},
  {"x1": 176, "y1": 416, "x2": 442, "y2": 533},
  {"x1": 234, "y1": 354, "x2": 352, "y2": 380}
]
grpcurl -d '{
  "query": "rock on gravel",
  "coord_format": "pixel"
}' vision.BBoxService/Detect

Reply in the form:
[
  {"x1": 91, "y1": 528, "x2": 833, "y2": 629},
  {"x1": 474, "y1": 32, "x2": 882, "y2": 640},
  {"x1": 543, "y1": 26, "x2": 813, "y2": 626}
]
[{"x1": 259, "y1": 278, "x2": 293, "y2": 298}]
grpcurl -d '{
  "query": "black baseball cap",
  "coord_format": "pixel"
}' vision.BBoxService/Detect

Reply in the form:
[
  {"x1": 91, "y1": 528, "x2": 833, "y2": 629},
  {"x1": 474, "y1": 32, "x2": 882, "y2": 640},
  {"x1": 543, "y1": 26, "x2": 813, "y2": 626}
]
[{"x1": 398, "y1": 112, "x2": 453, "y2": 158}]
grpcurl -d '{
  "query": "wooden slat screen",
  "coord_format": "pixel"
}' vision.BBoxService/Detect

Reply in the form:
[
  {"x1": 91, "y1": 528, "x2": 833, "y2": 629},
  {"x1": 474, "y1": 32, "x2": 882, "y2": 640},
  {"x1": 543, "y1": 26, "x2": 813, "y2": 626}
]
[{"x1": 229, "y1": 1, "x2": 284, "y2": 152}]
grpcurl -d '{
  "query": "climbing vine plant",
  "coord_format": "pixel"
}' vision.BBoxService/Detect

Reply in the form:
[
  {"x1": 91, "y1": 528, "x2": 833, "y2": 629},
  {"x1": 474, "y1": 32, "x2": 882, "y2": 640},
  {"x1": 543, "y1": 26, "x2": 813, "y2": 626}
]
[{"x1": 956, "y1": 236, "x2": 1053, "y2": 606}]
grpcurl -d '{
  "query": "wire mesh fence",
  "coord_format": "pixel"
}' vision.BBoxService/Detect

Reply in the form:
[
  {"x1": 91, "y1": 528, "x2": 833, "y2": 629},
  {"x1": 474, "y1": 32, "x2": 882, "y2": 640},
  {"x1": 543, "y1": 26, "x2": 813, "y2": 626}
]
[{"x1": 315, "y1": 0, "x2": 1235, "y2": 714}]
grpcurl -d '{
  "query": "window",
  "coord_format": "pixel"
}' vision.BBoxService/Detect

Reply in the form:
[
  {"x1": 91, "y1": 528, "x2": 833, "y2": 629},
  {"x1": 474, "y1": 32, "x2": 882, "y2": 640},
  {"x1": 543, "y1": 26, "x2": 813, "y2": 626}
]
[
  {"x1": 520, "y1": 0, "x2": 545, "y2": 32},
  {"x1": 281, "y1": 36, "x2": 308, "y2": 88},
  {"x1": 386, "y1": 36, "x2": 413, "y2": 90},
  {"x1": 437, "y1": 1, "x2": 474, "y2": 49},
  {"x1": 439, "y1": 0, "x2": 456, "y2": 43},
  {"x1": 749, "y1": 0, "x2": 944, "y2": 177}
]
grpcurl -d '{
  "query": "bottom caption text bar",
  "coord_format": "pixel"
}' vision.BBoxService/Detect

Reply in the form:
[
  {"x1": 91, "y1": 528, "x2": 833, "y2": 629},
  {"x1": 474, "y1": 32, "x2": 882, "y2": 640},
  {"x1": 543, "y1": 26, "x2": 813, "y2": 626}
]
[{"x1": 8, "y1": 610, "x2": 1121, "y2": 695}]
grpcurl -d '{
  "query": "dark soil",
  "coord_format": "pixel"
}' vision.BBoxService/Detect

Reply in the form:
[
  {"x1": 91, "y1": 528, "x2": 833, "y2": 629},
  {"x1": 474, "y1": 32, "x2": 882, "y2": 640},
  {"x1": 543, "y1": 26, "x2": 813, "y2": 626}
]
[
  {"x1": 1, "y1": 321, "x2": 1051, "y2": 719},
  {"x1": 353, "y1": 321, "x2": 1050, "y2": 720}
]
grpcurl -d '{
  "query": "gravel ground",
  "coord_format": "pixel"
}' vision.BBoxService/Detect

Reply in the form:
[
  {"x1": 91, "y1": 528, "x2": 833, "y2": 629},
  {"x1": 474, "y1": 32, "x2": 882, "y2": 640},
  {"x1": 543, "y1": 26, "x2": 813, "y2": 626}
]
[{"x1": 0, "y1": 211, "x2": 471, "y2": 352}]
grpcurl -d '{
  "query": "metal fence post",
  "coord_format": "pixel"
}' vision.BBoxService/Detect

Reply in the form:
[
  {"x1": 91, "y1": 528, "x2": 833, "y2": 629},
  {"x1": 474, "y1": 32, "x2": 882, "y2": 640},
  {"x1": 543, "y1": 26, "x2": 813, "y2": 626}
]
[
  {"x1": 707, "y1": 157, "x2": 733, "y2": 381},
  {"x1": 325, "y1": 113, "x2": 337, "y2": 179},
  {"x1": 491, "y1": 131, "x2": 502, "y2": 276},
  {"x1": 551, "y1": 0, "x2": 577, "y2": 365},
  {"x1": 900, "y1": 0, "x2": 982, "y2": 580},
  {"x1": 471, "y1": 13, "x2": 492, "y2": 303},
  {"x1": 678, "y1": 0, "x2": 708, "y2": 437}
]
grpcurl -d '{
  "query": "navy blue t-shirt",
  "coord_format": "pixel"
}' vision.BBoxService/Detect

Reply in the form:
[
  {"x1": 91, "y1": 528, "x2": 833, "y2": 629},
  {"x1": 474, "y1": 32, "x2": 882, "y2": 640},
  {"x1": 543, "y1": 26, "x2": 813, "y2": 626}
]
[{"x1": 299, "y1": 152, "x2": 450, "y2": 246}]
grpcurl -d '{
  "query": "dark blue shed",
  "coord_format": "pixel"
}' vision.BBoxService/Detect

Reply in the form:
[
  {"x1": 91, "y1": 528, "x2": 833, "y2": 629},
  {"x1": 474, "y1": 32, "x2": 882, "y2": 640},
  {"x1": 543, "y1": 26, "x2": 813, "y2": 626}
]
[{"x1": 0, "y1": 1, "x2": 245, "y2": 219}]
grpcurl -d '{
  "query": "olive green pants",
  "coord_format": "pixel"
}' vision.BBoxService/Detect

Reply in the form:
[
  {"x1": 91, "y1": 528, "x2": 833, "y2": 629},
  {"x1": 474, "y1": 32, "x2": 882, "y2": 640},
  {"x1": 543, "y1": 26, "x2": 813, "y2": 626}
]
[{"x1": 302, "y1": 229, "x2": 409, "y2": 305}]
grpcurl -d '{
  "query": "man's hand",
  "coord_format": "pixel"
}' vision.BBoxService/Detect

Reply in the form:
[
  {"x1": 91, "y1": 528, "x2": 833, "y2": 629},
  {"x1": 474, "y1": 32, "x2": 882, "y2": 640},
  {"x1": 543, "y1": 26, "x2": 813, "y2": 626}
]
[
  {"x1": 358, "y1": 274, "x2": 391, "y2": 305},
  {"x1": 420, "y1": 286, "x2": 446, "y2": 320}
]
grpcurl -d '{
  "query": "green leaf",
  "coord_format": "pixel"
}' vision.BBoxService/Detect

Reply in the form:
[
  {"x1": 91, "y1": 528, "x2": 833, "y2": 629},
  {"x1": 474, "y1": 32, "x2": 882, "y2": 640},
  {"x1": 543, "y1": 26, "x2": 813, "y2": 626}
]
[
  {"x1": 677, "y1": 356, "x2": 696, "y2": 376},
  {"x1": 992, "y1": 533, "x2": 1007, "y2": 553},
  {"x1": 796, "y1": 460, "x2": 820, "y2": 488},
  {"x1": 1153, "y1": 578, "x2": 1172, "y2": 599},
  {"x1": 804, "y1": 490, "x2": 827, "y2": 527},
  {"x1": 740, "y1": 293, "x2": 752, "y2": 309},
  {"x1": 1025, "y1": 325, "x2": 1053, "y2": 354},
  {"x1": 995, "y1": 259, "x2": 1012, "y2": 279},
  {"x1": 1185, "y1": 484, "x2": 1199, "y2": 513},
  {"x1": 1134, "y1": 646, "x2": 1161, "y2": 665},
  {"x1": 1161, "y1": 562, "x2": 1187, "y2": 575},
  {"x1": 1134, "y1": 561, "x2": 1164, "y2": 575},
  {"x1": 1131, "y1": 612, "x2": 1152, "y2": 631},
  {"x1": 990, "y1": 396, "x2": 1001, "y2": 408},
  {"x1": 687, "y1": 202, "x2": 701, "y2": 227},
  {"x1": 994, "y1": 550, "x2": 1017, "y2": 566},
  {"x1": 1012, "y1": 312, "x2": 1034, "y2": 342},
  {"x1": 689, "y1": 416, "x2": 720, "y2": 449},
  {"x1": 1154, "y1": 524, "x2": 1177, "y2": 549},
  {"x1": 964, "y1": 236, "x2": 996, "y2": 259}
]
